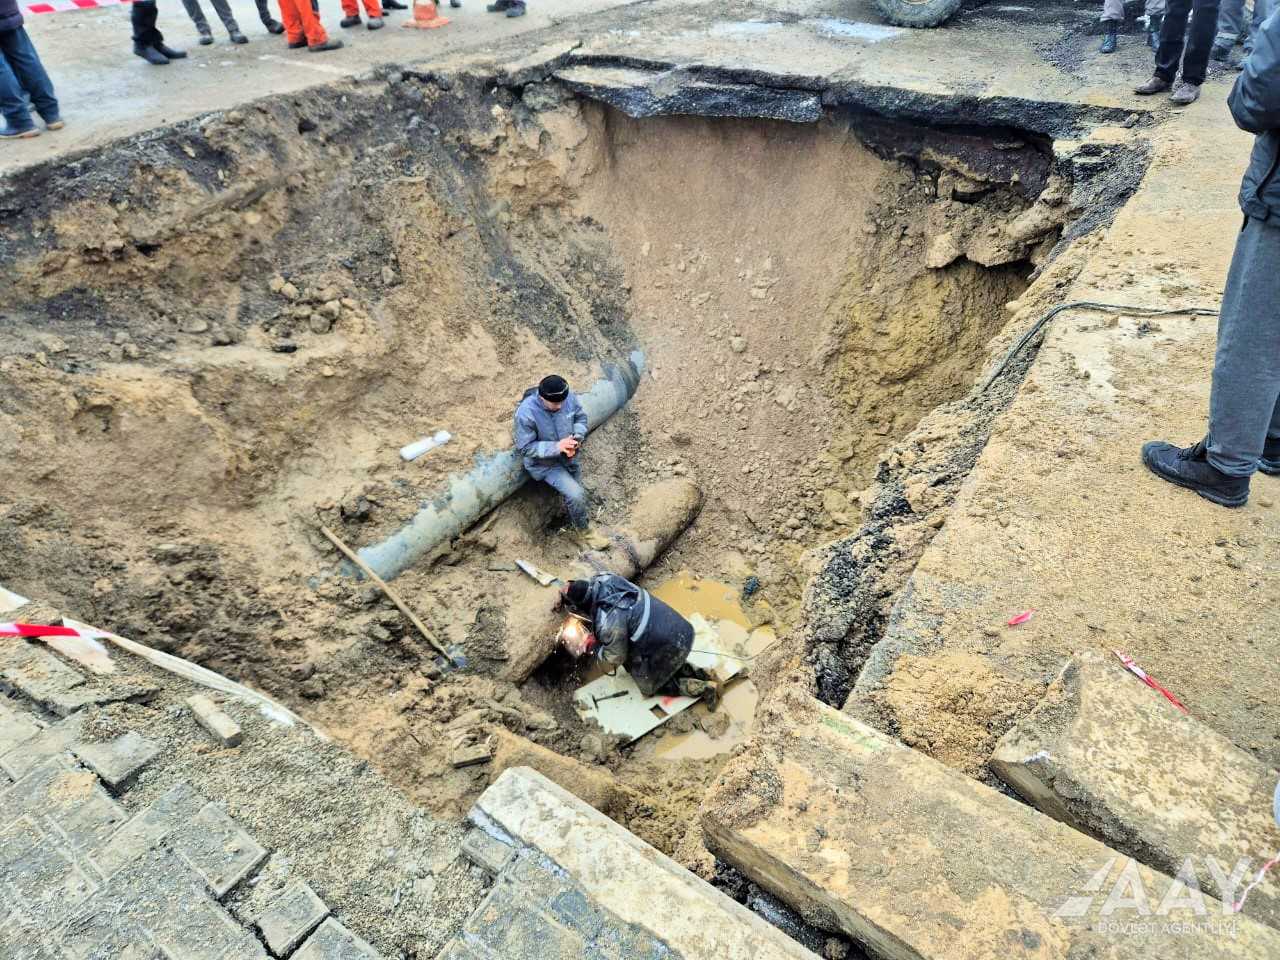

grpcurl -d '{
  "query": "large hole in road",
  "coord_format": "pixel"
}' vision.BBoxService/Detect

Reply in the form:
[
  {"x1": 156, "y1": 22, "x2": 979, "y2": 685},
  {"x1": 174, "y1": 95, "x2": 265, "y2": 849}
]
[{"x1": 0, "y1": 72, "x2": 1073, "y2": 876}]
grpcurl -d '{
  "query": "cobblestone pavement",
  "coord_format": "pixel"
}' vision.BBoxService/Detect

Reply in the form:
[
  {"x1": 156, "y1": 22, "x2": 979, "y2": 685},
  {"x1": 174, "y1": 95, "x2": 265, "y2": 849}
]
[{"x1": 0, "y1": 635, "x2": 391, "y2": 959}]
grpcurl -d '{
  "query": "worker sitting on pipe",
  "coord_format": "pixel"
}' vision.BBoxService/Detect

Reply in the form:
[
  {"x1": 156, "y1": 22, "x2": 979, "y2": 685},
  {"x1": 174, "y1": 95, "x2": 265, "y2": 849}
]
[
  {"x1": 558, "y1": 575, "x2": 721, "y2": 710},
  {"x1": 514, "y1": 374, "x2": 608, "y2": 550}
]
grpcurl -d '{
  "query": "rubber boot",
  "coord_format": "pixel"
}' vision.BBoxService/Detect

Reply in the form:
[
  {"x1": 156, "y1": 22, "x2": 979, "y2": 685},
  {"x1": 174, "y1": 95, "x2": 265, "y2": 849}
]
[{"x1": 1100, "y1": 22, "x2": 1117, "y2": 54}]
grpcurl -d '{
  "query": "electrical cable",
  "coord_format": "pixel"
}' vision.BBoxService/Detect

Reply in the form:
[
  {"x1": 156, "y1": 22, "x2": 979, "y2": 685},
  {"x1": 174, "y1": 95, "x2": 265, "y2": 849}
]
[{"x1": 979, "y1": 300, "x2": 1220, "y2": 393}]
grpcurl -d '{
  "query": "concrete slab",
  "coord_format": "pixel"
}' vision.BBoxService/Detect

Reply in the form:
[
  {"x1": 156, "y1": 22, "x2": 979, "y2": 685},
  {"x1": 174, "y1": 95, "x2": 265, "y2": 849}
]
[
  {"x1": 469, "y1": 767, "x2": 814, "y2": 959},
  {"x1": 991, "y1": 651, "x2": 1280, "y2": 930},
  {"x1": 0, "y1": 698, "x2": 42, "y2": 757},
  {"x1": 702, "y1": 688, "x2": 1280, "y2": 960},
  {"x1": 256, "y1": 881, "x2": 330, "y2": 957},
  {"x1": 0, "y1": 757, "x2": 126, "y2": 855},
  {"x1": 293, "y1": 917, "x2": 383, "y2": 959},
  {"x1": 72, "y1": 730, "x2": 161, "y2": 790},
  {"x1": 187, "y1": 694, "x2": 243, "y2": 748}
]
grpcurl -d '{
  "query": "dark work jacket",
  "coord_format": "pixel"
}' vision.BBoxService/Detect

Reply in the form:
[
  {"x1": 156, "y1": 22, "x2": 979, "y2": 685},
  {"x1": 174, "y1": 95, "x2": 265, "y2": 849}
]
[
  {"x1": 578, "y1": 574, "x2": 694, "y2": 697},
  {"x1": 1231, "y1": 20, "x2": 1280, "y2": 221},
  {"x1": 0, "y1": 0, "x2": 23, "y2": 33}
]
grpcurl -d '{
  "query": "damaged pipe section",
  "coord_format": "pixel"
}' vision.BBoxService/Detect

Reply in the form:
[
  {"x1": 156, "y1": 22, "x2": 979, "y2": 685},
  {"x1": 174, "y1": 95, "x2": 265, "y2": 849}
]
[
  {"x1": 355, "y1": 351, "x2": 646, "y2": 582},
  {"x1": 499, "y1": 478, "x2": 704, "y2": 682}
]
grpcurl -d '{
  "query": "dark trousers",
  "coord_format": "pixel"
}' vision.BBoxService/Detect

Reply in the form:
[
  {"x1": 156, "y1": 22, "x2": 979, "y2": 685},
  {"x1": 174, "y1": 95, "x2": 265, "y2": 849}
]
[
  {"x1": 180, "y1": 0, "x2": 240, "y2": 34},
  {"x1": 131, "y1": 0, "x2": 167, "y2": 47},
  {"x1": 1206, "y1": 217, "x2": 1280, "y2": 476},
  {"x1": 0, "y1": 27, "x2": 59, "y2": 132},
  {"x1": 1156, "y1": 0, "x2": 1222, "y2": 85}
]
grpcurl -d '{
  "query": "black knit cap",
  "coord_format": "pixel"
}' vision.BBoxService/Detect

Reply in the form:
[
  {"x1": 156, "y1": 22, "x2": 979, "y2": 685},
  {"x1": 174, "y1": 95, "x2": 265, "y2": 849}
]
[
  {"x1": 564, "y1": 579, "x2": 591, "y2": 610},
  {"x1": 538, "y1": 375, "x2": 570, "y2": 402}
]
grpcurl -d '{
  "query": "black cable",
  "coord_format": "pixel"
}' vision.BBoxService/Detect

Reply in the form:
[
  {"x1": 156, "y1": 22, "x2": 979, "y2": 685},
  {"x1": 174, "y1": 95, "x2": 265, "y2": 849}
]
[{"x1": 979, "y1": 300, "x2": 1219, "y2": 393}]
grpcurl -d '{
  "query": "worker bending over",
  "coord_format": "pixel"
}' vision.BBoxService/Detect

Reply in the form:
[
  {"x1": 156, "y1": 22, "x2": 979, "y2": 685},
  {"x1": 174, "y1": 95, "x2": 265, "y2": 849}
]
[
  {"x1": 513, "y1": 375, "x2": 606, "y2": 548},
  {"x1": 559, "y1": 575, "x2": 721, "y2": 709}
]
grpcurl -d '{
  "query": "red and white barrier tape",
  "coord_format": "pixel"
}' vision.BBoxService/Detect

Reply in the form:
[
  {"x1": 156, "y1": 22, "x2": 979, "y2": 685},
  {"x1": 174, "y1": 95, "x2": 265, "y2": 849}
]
[
  {"x1": 25, "y1": 0, "x2": 133, "y2": 15},
  {"x1": 0, "y1": 622, "x2": 114, "y2": 640},
  {"x1": 1113, "y1": 650, "x2": 1189, "y2": 713}
]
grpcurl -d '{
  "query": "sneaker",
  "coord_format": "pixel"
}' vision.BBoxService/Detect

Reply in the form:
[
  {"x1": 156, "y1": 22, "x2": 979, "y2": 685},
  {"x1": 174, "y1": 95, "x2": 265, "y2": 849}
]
[
  {"x1": 1259, "y1": 437, "x2": 1280, "y2": 475},
  {"x1": 0, "y1": 124, "x2": 40, "y2": 139},
  {"x1": 1100, "y1": 26, "x2": 1117, "y2": 54},
  {"x1": 308, "y1": 37, "x2": 343, "y2": 51},
  {"x1": 340, "y1": 14, "x2": 361, "y2": 26},
  {"x1": 1170, "y1": 81, "x2": 1201, "y2": 105},
  {"x1": 1141, "y1": 438, "x2": 1249, "y2": 508},
  {"x1": 45, "y1": 117, "x2": 64, "y2": 131},
  {"x1": 133, "y1": 43, "x2": 170, "y2": 65},
  {"x1": 366, "y1": 15, "x2": 383, "y2": 28},
  {"x1": 1134, "y1": 75, "x2": 1171, "y2": 95}
]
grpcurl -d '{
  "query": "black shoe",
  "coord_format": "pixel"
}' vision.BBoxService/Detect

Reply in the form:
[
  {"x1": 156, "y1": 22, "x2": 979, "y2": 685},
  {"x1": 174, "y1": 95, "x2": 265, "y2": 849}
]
[
  {"x1": 1210, "y1": 42, "x2": 1233, "y2": 62},
  {"x1": 287, "y1": 38, "x2": 307, "y2": 47},
  {"x1": 1100, "y1": 25, "x2": 1117, "y2": 54},
  {"x1": 229, "y1": 28, "x2": 248, "y2": 43},
  {"x1": 309, "y1": 37, "x2": 343, "y2": 51},
  {"x1": 265, "y1": 18, "x2": 285, "y2": 32},
  {"x1": 449, "y1": 0, "x2": 460, "y2": 6},
  {"x1": 155, "y1": 42, "x2": 188, "y2": 59},
  {"x1": 505, "y1": 0, "x2": 524, "y2": 14},
  {"x1": 366, "y1": 15, "x2": 383, "y2": 27},
  {"x1": 1259, "y1": 437, "x2": 1280, "y2": 475},
  {"x1": 198, "y1": 29, "x2": 214, "y2": 45},
  {"x1": 134, "y1": 43, "x2": 170, "y2": 64},
  {"x1": 486, "y1": 0, "x2": 512, "y2": 9},
  {"x1": 382, "y1": 0, "x2": 407, "y2": 8},
  {"x1": 1142, "y1": 439, "x2": 1249, "y2": 508},
  {"x1": 340, "y1": 14, "x2": 361, "y2": 26}
]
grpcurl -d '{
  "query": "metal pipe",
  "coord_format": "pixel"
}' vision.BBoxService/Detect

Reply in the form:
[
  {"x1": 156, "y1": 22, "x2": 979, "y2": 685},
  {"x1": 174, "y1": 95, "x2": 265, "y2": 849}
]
[{"x1": 354, "y1": 351, "x2": 646, "y2": 582}]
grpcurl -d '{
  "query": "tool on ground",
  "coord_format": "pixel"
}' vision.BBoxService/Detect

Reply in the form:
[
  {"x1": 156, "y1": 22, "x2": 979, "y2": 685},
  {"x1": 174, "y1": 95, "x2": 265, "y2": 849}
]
[
  {"x1": 400, "y1": 430, "x2": 451, "y2": 462},
  {"x1": 319, "y1": 524, "x2": 459, "y2": 667},
  {"x1": 516, "y1": 559, "x2": 563, "y2": 588},
  {"x1": 592, "y1": 690, "x2": 629, "y2": 708},
  {"x1": 1113, "y1": 650, "x2": 1188, "y2": 713}
]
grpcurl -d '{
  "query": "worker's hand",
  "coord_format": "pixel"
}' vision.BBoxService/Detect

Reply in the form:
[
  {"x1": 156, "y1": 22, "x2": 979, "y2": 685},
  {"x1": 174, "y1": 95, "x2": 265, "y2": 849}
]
[{"x1": 557, "y1": 437, "x2": 580, "y2": 457}]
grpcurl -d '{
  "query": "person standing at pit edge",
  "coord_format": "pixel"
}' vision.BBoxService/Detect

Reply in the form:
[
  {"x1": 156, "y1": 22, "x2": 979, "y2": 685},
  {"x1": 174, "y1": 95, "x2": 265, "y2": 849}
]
[
  {"x1": 1133, "y1": 0, "x2": 1222, "y2": 104},
  {"x1": 277, "y1": 0, "x2": 342, "y2": 52},
  {"x1": 131, "y1": 1, "x2": 190, "y2": 64},
  {"x1": 1143, "y1": 15, "x2": 1280, "y2": 506},
  {"x1": 1098, "y1": 0, "x2": 1166, "y2": 54},
  {"x1": 513, "y1": 375, "x2": 609, "y2": 550},
  {"x1": 0, "y1": 0, "x2": 62, "y2": 139}
]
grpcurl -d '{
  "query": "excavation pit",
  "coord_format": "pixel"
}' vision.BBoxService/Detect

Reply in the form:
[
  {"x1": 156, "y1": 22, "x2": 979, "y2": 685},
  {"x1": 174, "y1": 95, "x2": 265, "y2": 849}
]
[{"x1": 0, "y1": 60, "x2": 1137, "y2": 936}]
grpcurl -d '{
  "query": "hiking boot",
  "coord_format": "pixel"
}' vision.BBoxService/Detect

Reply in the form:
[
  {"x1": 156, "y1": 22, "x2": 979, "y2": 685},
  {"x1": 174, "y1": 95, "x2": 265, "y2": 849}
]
[
  {"x1": 309, "y1": 37, "x2": 343, "y2": 51},
  {"x1": 1259, "y1": 437, "x2": 1280, "y2": 475},
  {"x1": 198, "y1": 27, "x2": 215, "y2": 44},
  {"x1": 1170, "y1": 80, "x2": 1201, "y2": 105},
  {"x1": 367, "y1": 15, "x2": 383, "y2": 28},
  {"x1": 133, "y1": 43, "x2": 170, "y2": 64},
  {"x1": 229, "y1": 27, "x2": 248, "y2": 43},
  {"x1": 155, "y1": 42, "x2": 188, "y2": 59},
  {"x1": 1210, "y1": 42, "x2": 1233, "y2": 61},
  {"x1": 340, "y1": 14, "x2": 361, "y2": 26},
  {"x1": 570, "y1": 525, "x2": 611, "y2": 552},
  {"x1": 505, "y1": 0, "x2": 525, "y2": 15},
  {"x1": 1134, "y1": 74, "x2": 1171, "y2": 95},
  {"x1": 1100, "y1": 24, "x2": 1117, "y2": 54},
  {"x1": 0, "y1": 124, "x2": 39, "y2": 139},
  {"x1": 264, "y1": 17, "x2": 285, "y2": 32},
  {"x1": 1142, "y1": 438, "x2": 1249, "y2": 508}
]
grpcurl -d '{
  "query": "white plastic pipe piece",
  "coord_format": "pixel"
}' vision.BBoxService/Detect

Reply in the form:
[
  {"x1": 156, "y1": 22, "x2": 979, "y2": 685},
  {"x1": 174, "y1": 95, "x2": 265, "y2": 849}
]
[
  {"x1": 401, "y1": 430, "x2": 453, "y2": 462},
  {"x1": 354, "y1": 351, "x2": 645, "y2": 582}
]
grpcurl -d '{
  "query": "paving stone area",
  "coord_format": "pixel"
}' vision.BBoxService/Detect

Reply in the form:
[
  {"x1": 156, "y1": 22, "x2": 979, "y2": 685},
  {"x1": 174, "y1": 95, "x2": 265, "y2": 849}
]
[{"x1": 0, "y1": 637, "x2": 385, "y2": 960}]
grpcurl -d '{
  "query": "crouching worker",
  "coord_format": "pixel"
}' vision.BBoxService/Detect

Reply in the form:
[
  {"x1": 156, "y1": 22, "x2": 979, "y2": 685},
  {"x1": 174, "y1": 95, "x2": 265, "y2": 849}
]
[
  {"x1": 559, "y1": 575, "x2": 721, "y2": 709},
  {"x1": 514, "y1": 375, "x2": 607, "y2": 549}
]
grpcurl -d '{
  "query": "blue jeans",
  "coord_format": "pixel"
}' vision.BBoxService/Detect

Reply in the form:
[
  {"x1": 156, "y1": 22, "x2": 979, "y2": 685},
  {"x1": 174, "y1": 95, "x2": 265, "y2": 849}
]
[
  {"x1": 1214, "y1": 0, "x2": 1270, "y2": 49},
  {"x1": 0, "y1": 28, "x2": 59, "y2": 133},
  {"x1": 541, "y1": 463, "x2": 590, "y2": 529}
]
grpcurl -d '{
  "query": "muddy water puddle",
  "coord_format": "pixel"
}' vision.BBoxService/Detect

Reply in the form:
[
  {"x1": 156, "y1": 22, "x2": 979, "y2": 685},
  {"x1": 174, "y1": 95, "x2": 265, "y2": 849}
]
[{"x1": 631, "y1": 573, "x2": 776, "y2": 761}]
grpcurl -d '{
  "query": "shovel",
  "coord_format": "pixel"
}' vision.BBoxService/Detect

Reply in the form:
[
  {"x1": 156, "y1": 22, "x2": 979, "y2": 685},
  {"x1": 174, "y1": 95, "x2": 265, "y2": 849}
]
[{"x1": 515, "y1": 559, "x2": 563, "y2": 588}]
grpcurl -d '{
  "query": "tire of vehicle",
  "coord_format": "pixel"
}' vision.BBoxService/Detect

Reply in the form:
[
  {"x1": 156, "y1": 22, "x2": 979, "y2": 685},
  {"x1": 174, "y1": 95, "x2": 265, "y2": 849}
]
[{"x1": 874, "y1": 0, "x2": 964, "y2": 28}]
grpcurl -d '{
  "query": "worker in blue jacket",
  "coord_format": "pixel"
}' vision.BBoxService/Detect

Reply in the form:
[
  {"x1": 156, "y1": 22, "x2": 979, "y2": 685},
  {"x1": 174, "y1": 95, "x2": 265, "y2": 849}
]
[{"x1": 514, "y1": 375, "x2": 607, "y2": 547}]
